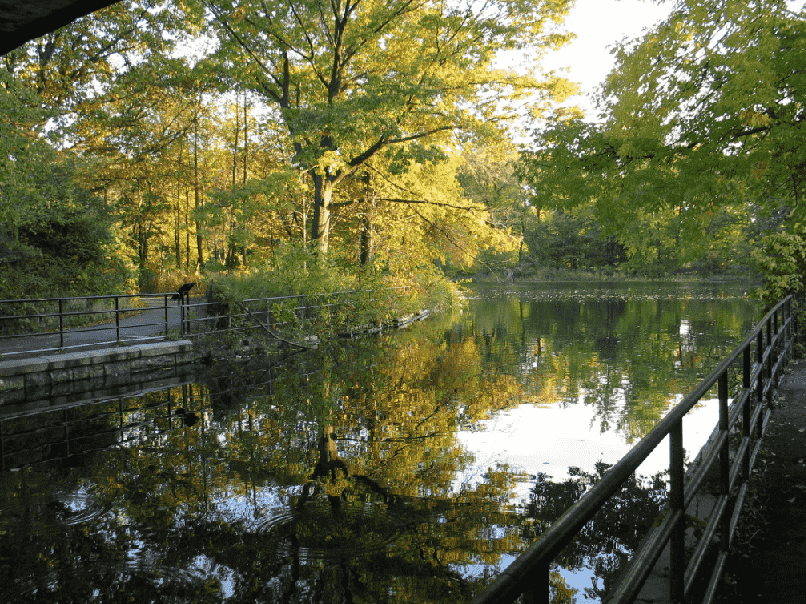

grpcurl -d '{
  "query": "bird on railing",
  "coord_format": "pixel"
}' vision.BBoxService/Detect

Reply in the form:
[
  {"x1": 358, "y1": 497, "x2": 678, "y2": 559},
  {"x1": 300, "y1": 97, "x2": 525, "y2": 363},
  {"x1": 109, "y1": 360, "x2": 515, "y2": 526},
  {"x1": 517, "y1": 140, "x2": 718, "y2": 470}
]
[{"x1": 171, "y1": 282, "x2": 196, "y2": 300}]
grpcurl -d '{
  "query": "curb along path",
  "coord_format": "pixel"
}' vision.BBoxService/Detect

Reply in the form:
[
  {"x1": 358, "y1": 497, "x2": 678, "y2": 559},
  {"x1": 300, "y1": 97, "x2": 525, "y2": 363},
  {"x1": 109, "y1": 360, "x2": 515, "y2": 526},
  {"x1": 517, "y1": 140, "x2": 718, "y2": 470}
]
[{"x1": 0, "y1": 341, "x2": 195, "y2": 410}]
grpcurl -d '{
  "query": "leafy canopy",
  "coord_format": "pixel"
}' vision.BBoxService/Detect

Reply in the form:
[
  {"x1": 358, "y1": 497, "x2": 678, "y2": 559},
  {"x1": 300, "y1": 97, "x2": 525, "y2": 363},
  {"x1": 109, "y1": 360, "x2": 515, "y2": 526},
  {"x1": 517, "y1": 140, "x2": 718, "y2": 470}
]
[
  {"x1": 202, "y1": 0, "x2": 577, "y2": 252},
  {"x1": 519, "y1": 0, "x2": 805, "y2": 274}
]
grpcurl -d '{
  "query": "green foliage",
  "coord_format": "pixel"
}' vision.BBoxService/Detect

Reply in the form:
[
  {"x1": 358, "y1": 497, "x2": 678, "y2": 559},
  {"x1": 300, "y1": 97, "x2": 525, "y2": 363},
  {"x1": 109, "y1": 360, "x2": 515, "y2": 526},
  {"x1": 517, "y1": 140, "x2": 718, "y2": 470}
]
[
  {"x1": 208, "y1": 243, "x2": 355, "y2": 302},
  {"x1": 752, "y1": 227, "x2": 806, "y2": 352},
  {"x1": 518, "y1": 0, "x2": 805, "y2": 281},
  {"x1": 753, "y1": 228, "x2": 806, "y2": 305},
  {"x1": 204, "y1": 242, "x2": 464, "y2": 345},
  {"x1": 523, "y1": 212, "x2": 626, "y2": 272},
  {"x1": 0, "y1": 83, "x2": 130, "y2": 298}
]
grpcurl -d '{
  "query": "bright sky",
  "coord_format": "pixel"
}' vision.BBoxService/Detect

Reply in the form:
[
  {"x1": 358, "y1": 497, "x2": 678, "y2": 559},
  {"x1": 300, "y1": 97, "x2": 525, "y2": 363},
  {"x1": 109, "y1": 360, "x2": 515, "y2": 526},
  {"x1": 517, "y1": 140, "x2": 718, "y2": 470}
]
[{"x1": 542, "y1": 0, "x2": 672, "y2": 118}]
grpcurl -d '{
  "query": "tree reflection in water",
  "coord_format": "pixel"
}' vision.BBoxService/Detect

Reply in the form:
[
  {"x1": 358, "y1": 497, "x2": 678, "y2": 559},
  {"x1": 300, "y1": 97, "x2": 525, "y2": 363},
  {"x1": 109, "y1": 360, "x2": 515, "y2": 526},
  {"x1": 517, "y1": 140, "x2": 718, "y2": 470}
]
[
  {"x1": 0, "y1": 283, "x2": 758, "y2": 603},
  {"x1": 526, "y1": 463, "x2": 668, "y2": 602}
]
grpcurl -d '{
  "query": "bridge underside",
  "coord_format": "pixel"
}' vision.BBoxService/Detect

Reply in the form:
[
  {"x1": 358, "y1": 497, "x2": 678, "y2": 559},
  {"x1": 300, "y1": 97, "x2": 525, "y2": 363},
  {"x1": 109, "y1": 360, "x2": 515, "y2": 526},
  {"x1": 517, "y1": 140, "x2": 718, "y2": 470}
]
[{"x1": 0, "y1": 0, "x2": 120, "y2": 56}]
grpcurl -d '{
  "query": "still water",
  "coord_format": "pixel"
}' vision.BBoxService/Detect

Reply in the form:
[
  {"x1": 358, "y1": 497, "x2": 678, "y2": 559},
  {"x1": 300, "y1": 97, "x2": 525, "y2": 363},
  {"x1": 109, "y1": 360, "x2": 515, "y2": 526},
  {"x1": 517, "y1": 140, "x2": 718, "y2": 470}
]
[{"x1": 0, "y1": 282, "x2": 761, "y2": 603}]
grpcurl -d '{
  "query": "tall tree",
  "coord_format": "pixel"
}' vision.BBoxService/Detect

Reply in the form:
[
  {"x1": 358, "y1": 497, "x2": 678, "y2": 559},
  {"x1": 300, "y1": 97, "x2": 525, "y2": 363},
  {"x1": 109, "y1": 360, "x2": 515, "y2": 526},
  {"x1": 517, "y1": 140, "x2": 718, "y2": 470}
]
[
  {"x1": 519, "y1": 0, "x2": 805, "y2": 274},
  {"x1": 202, "y1": 0, "x2": 576, "y2": 254},
  {"x1": 0, "y1": 70, "x2": 123, "y2": 297}
]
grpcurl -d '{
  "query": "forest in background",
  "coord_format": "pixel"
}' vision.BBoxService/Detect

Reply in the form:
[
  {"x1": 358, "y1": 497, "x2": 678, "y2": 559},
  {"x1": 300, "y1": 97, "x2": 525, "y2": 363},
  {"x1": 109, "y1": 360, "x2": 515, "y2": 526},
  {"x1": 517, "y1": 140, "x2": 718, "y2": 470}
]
[{"x1": 0, "y1": 0, "x2": 803, "y2": 306}]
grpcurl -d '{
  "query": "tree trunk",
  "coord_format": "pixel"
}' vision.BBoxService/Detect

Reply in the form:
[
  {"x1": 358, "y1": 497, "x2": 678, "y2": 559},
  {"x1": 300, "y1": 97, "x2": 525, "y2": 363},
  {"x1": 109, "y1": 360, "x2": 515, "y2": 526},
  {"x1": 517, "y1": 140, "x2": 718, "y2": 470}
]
[
  {"x1": 242, "y1": 93, "x2": 249, "y2": 267},
  {"x1": 185, "y1": 186, "x2": 191, "y2": 270},
  {"x1": 226, "y1": 99, "x2": 240, "y2": 269},
  {"x1": 359, "y1": 173, "x2": 375, "y2": 266},
  {"x1": 175, "y1": 140, "x2": 184, "y2": 268},
  {"x1": 360, "y1": 216, "x2": 373, "y2": 266},
  {"x1": 311, "y1": 172, "x2": 332, "y2": 255},
  {"x1": 194, "y1": 116, "x2": 204, "y2": 268}
]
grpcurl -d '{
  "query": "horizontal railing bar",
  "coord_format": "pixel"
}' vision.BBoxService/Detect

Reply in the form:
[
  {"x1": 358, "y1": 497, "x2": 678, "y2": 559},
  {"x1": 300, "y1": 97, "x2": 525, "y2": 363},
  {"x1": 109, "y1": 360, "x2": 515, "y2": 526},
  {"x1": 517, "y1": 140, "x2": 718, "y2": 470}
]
[
  {"x1": 750, "y1": 400, "x2": 763, "y2": 434},
  {"x1": 729, "y1": 388, "x2": 751, "y2": 427},
  {"x1": 749, "y1": 434, "x2": 764, "y2": 472},
  {"x1": 0, "y1": 318, "x2": 166, "y2": 340},
  {"x1": 702, "y1": 550, "x2": 730, "y2": 604},
  {"x1": 730, "y1": 438, "x2": 750, "y2": 490},
  {"x1": 772, "y1": 356, "x2": 784, "y2": 383},
  {"x1": 748, "y1": 362, "x2": 763, "y2": 388},
  {"x1": 0, "y1": 308, "x2": 138, "y2": 322},
  {"x1": 0, "y1": 293, "x2": 166, "y2": 305},
  {"x1": 0, "y1": 333, "x2": 166, "y2": 358},
  {"x1": 729, "y1": 482, "x2": 750, "y2": 549},
  {"x1": 684, "y1": 493, "x2": 729, "y2": 598}
]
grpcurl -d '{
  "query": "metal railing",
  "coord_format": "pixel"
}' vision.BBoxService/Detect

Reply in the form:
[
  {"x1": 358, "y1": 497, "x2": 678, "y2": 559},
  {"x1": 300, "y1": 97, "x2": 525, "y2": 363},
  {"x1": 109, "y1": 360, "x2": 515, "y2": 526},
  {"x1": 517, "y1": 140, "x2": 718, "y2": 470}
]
[
  {"x1": 475, "y1": 296, "x2": 794, "y2": 604},
  {"x1": 0, "y1": 286, "x2": 416, "y2": 358},
  {"x1": 0, "y1": 293, "x2": 180, "y2": 357},
  {"x1": 181, "y1": 288, "x2": 414, "y2": 340}
]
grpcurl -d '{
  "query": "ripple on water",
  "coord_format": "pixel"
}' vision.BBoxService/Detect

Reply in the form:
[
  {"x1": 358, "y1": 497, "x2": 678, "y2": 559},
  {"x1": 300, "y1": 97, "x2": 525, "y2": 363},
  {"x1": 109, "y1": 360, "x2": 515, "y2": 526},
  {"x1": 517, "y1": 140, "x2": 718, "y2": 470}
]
[
  {"x1": 253, "y1": 499, "x2": 406, "y2": 561},
  {"x1": 5, "y1": 549, "x2": 217, "y2": 604},
  {"x1": 46, "y1": 486, "x2": 111, "y2": 526}
]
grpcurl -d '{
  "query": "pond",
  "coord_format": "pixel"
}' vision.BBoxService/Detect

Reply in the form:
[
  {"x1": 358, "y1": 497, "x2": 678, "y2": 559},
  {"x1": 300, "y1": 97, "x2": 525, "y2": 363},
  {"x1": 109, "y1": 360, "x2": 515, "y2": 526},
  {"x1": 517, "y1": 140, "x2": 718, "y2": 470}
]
[{"x1": 0, "y1": 281, "x2": 761, "y2": 604}]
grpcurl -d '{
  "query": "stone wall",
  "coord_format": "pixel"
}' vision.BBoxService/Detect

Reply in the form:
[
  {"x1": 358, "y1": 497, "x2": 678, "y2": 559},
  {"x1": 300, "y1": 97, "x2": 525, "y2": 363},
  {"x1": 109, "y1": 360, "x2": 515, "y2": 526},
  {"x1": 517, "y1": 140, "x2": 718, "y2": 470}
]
[{"x1": 0, "y1": 340, "x2": 195, "y2": 409}]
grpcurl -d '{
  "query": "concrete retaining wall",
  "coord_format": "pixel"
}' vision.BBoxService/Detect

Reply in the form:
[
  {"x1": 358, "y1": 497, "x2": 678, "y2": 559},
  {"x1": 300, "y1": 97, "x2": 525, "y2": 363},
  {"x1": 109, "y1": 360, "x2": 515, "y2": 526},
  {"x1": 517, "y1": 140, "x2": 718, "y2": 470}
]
[{"x1": 0, "y1": 340, "x2": 195, "y2": 409}]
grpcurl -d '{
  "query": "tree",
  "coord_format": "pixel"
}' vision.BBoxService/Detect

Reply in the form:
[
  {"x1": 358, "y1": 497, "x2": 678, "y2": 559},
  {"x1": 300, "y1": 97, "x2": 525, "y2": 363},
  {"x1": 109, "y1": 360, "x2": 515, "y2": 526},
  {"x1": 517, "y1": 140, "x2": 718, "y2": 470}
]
[
  {"x1": 202, "y1": 0, "x2": 576, "y2": 255},
  {"x1": 0, "y1": 69, "x2": 125, "y2": 298},
  {"x1": 456, "y1": 139, "x2": 533, "y2": 272},
  {"x1": 0, "y1": 1, "x2": 214, "y2": 291},
  {"x1": 1, "y1": 0, "x2": 194, "y2": 135},
  {"x1": 519, "y1": 0, "x2": 805, "y2": 276}
]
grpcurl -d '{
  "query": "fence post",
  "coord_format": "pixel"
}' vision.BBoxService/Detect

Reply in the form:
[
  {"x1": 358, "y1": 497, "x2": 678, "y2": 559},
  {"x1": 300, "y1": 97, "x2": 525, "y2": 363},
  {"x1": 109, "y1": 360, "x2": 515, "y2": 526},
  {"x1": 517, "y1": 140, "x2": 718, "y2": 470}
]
[
  {"x1": 742, "y1": 347, "x2": 752, "y2": 481},
  {"x1": 164, "y1": 294, "x2": 170, "y2": 337},
  {"x1": 669, "y1": 418, "x2": 685, "y2": 603},
  {"x1": 58, "y1": 298, "x2": 64, "y2": 348},
  {"x1": 756, "y1": 330, "x2": 764, "y2": 437},
  {"x1": 790, "y1": 298, "x2": 796, "y2": 357},
  {"x1": 788, "y1": 298, "x2": 795, "y2": 360},
  {"x1": 521, "y1": 563, "x2": 549, "y2": 604},
  {"x1": 765, "y1": 319, "x2": 773, "y2": 402},
  {"x1": 115, "y1": 296, "x2": 120, "y2": 342},
  {"x1": 718, "y1": 371, "x2": 731, "y2": 550},
  {"x1": 783, "y1": 298, "x2": 792, "y2": 364}
]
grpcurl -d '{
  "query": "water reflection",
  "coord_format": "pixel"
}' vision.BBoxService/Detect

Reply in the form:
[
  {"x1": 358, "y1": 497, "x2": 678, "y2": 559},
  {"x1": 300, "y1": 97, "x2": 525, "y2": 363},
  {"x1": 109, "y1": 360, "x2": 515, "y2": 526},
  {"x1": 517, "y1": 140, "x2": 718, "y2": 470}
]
[{"x1": 0, "y1": 283, "x2": 760, "y2": 603}]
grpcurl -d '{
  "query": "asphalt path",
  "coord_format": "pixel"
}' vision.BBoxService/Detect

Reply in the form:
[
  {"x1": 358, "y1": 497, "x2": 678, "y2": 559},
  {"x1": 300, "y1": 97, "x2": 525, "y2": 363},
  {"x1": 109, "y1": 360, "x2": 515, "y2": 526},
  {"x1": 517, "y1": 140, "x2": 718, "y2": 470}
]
[
  {"x1": 0, "y1": 298, "x2": 188, "y2": 358},
  {"x1": 715, "y1": 358, "x2": 806, "y2": 603}
]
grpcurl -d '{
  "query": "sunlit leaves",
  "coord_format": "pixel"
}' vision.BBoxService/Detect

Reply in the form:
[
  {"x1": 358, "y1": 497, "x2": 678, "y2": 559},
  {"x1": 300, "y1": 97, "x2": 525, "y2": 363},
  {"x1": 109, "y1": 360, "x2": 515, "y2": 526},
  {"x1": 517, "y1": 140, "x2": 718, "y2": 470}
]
[{"x1": 202, "y1": 0, "x2": 576, "y2": 253}]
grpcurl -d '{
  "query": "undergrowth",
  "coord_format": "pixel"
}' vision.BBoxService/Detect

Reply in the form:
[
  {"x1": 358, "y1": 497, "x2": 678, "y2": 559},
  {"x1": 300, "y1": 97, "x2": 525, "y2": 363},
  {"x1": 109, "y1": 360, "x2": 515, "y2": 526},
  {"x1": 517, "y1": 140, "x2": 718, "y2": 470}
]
[{"x1": 199, "y1": 246, "x2": 463, "y2": 348}]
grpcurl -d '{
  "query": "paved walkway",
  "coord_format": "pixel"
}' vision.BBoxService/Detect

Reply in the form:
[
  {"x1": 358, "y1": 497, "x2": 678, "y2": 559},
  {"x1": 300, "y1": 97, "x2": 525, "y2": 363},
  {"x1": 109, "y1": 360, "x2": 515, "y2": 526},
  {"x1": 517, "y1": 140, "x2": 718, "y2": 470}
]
[
  {"x1": 716, "y1": 358, "x2": 806, "y2": 603},
  {"x1": 0, "y1": 298, "x2": 189, "y2": 358}
]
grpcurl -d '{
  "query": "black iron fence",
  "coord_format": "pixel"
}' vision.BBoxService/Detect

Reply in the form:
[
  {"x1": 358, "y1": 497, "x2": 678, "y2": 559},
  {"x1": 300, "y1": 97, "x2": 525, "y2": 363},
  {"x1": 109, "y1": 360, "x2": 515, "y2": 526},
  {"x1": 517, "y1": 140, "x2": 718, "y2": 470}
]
[
  {"x1": 181, "y1": 288, "x2": 415, "y2": 341},
  {"x1": 0, "y1": 287, "x2": 417, "y2": 358},
  {"x1": 474, "y1": 296, "x2": 794, "y2": 604},
  {"x1": 0, "y1": 293, "x2": 179, "y2": 357}
]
